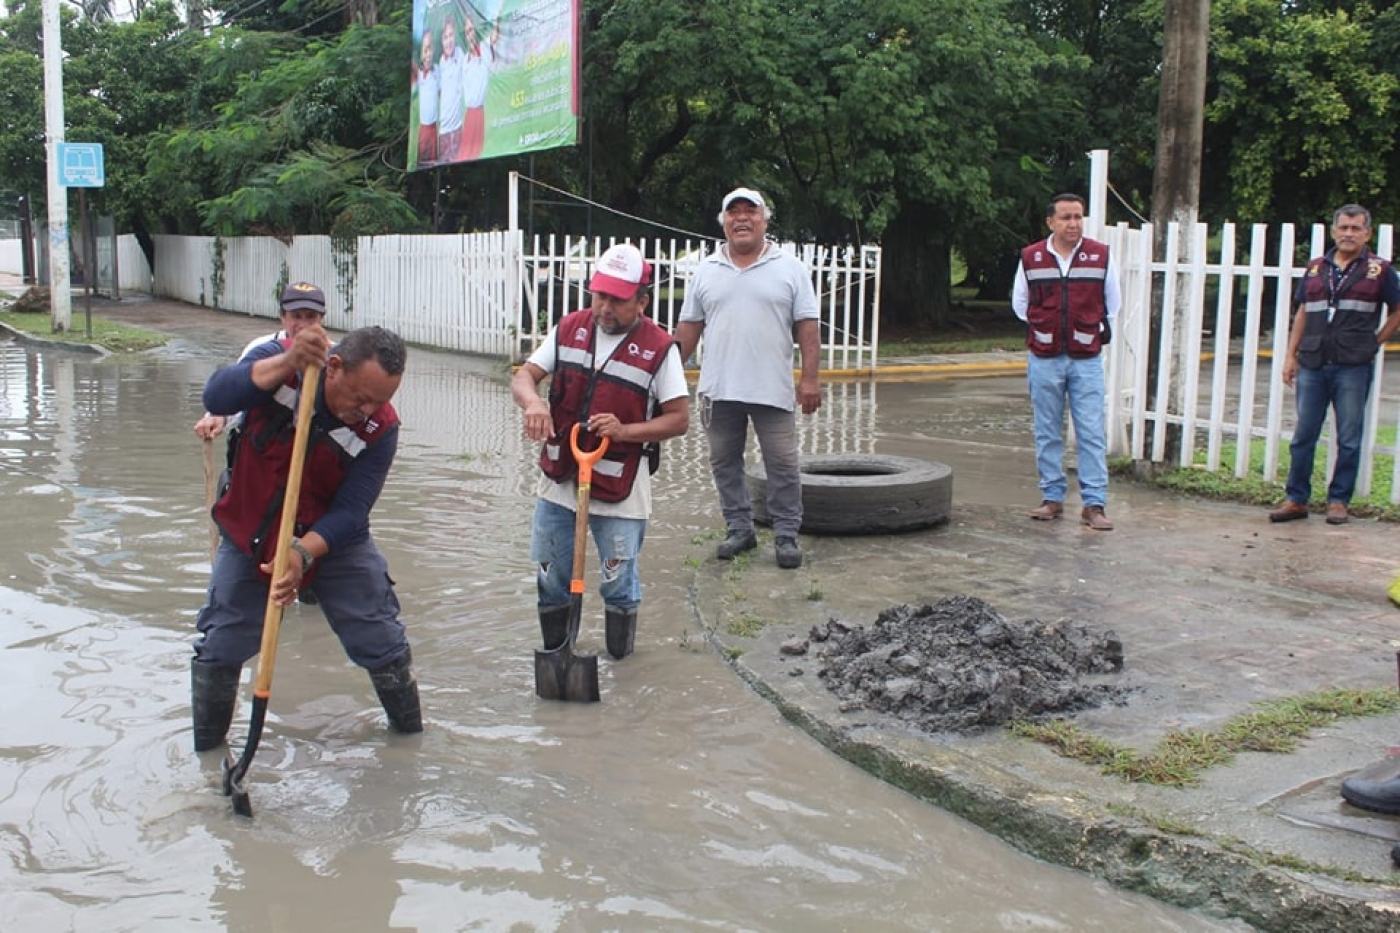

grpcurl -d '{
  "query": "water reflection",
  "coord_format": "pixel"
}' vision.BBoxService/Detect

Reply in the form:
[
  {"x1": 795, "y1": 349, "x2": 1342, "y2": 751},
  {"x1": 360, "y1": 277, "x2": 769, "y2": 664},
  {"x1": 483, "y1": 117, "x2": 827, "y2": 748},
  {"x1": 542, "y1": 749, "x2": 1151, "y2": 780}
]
[{"x1": 0, "y1": 334, "x2": 1244, "y2": 932}]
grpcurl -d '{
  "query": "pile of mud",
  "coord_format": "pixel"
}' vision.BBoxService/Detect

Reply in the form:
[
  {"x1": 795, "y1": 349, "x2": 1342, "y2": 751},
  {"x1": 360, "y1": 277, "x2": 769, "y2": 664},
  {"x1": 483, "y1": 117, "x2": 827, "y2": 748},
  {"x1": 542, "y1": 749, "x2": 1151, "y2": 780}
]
[
  {"x1": 786, "y1": 595, "x2": 1132, "y2": 735},
  {"x1": 6, "y1": 286, "x2": 51, "y2": 314}
]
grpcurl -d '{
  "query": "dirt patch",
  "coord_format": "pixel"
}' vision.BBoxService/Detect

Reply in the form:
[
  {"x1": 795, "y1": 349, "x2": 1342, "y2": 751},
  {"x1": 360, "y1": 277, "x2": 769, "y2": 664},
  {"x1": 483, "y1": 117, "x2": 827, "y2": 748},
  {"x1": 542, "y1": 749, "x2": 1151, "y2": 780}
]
[
  {"x1": 784, "y1": 595, "x2": 1132, "y2": 735},
  {"x1": 6, "y1": 286, "x2": 52, "y2": 313}
]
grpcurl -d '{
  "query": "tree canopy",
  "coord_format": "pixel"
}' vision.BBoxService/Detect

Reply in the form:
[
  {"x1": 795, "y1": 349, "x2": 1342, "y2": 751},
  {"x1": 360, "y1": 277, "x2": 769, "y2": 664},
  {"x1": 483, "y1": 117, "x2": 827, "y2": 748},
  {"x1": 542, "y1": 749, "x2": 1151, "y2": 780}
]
[{"x1": 6, "y1": 0, "x2": 1400, "y2": 325}]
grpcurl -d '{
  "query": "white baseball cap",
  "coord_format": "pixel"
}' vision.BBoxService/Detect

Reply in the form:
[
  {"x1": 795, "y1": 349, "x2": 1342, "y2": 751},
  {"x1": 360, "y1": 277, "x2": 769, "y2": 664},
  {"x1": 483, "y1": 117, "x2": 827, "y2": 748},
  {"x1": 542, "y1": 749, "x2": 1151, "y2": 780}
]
[
  {"x1": 721, "y1": 187, "x2": 767, "y2": 212},
  {"x1": 588, "y1": 244, "x2": 652, "y2": 299}
]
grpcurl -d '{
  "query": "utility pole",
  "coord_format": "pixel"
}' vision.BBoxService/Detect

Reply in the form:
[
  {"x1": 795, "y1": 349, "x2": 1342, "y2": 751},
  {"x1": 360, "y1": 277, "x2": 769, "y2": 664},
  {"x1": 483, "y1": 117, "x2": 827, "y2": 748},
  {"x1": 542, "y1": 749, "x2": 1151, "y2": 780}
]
[
  {"x1": 41, "y1": 0, "x2": 71, "y2": 331},
  {"x1": 1147, "y1": 0, "x2": 1210, "y2": 467}
]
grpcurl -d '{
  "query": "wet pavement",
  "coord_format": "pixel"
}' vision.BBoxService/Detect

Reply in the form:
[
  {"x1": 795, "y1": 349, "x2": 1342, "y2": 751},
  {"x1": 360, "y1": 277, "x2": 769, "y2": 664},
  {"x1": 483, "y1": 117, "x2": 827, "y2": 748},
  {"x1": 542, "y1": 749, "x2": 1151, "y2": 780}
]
[{"x1": 6, "y1": 286, "x2": 1400, "y2": 931}]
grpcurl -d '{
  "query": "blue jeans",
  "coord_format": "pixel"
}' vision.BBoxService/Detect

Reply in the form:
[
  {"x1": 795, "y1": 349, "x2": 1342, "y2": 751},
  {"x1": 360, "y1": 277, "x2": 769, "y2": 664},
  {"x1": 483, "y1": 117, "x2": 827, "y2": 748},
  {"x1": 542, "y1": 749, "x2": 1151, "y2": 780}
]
[
  {"x1": 530, "y1": 498, "x2": 646, "y2": 611},
  {"x1": 1027, "y1": 353, "x2": 1108, "y2": 508},
  {"x1": 704, "y1": 400, "x2": 802, "y2": 537},
  {"x1": 194, "y1": 536, "x2": 409, "y2": 669},
  {"x1": 1285, "y1": 363, "x2": 1374, "y2": 505}
]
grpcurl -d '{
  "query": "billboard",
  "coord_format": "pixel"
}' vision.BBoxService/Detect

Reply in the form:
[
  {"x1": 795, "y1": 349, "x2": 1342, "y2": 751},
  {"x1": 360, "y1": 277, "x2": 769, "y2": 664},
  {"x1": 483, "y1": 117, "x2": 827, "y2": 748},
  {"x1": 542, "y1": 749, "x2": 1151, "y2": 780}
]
[{"x1": 409, "y1": 0, "x2": 580, "y2": 170}]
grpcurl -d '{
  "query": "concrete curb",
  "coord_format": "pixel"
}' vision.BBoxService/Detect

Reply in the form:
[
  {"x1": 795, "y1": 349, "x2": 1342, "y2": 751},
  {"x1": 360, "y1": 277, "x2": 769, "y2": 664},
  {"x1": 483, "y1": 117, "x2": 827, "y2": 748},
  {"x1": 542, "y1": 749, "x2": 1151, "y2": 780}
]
[{"x1": 0, "y1": 319, "x2": 107, "y2": 357}]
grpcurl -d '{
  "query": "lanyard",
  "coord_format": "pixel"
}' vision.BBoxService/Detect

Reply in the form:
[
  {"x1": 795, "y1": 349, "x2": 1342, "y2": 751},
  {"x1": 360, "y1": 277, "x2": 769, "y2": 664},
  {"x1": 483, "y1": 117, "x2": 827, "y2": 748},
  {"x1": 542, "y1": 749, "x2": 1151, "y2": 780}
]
[
  {"x1": 577, "y1": 323, "x2": 633, "y2": 422},
  {"x1": 1326, "y1": 252, "x2": 1366, "y2": 309}
]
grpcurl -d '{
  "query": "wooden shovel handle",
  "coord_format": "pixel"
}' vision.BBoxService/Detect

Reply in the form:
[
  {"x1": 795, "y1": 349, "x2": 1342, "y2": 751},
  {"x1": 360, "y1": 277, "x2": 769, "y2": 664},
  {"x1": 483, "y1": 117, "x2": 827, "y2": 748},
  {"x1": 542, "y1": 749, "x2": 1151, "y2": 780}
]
[
  {"x1": 252, "y1": 362, "x2": 322, "y2": 697},
  {"x1": 203, "y1": 436, "x2": 218, "y2": 563}
]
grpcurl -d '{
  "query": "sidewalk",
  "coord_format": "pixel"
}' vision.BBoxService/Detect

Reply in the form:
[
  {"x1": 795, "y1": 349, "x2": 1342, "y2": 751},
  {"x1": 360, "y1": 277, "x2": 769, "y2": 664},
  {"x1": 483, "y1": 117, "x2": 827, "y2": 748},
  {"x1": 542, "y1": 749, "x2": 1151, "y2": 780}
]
[{"x1": 692, "y1": 486, "x2": 1400, "y2": 931}]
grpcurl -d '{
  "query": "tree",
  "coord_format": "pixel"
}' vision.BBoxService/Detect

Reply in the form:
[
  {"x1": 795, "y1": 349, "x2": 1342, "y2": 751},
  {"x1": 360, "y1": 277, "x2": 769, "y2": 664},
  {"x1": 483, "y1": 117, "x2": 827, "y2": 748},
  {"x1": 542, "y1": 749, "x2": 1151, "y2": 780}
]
[{"x1": 1204, "y1": 0, "x2": 1399, "y2": 224}]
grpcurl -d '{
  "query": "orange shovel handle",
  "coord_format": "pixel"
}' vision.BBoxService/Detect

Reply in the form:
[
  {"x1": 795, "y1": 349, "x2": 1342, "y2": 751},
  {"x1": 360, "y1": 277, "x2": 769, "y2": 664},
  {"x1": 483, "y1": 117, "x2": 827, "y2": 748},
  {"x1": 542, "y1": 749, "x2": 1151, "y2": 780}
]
[{"x1": 569, "y1": 422, "x2": 610, "y2": 484}]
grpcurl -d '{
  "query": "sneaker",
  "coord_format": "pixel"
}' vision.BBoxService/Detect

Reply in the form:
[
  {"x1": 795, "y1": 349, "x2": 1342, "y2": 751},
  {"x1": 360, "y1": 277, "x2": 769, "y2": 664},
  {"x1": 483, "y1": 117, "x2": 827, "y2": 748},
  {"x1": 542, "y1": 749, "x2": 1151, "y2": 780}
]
[
  {"x1": 775, "y1": 535, "x2": 802, "y2": 569},
  {"x1": 716, "y1": 528, "x2": 758, "y2": 560}
]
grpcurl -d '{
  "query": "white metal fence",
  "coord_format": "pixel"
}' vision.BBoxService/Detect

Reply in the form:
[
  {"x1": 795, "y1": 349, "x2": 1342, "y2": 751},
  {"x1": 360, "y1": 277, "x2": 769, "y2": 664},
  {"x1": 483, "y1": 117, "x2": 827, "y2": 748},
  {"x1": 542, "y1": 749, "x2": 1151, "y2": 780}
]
[{"x1": 517, "y1": 234, "x2": 882, "y2": 370}]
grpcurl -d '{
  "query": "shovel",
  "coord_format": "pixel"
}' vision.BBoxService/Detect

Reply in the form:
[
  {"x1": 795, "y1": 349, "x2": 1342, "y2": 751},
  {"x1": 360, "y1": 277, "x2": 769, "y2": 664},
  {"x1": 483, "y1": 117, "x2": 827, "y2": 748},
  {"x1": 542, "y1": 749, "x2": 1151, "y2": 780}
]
[
  {"x1": 223, "y1": 361, "x2": 321, "y2": 817},
  {"x1": 203, "y1": 436, "x2": 218, "y2": 564},
  {"x1": 534, "y1": 423, "x2": 609, "y2": 703}
]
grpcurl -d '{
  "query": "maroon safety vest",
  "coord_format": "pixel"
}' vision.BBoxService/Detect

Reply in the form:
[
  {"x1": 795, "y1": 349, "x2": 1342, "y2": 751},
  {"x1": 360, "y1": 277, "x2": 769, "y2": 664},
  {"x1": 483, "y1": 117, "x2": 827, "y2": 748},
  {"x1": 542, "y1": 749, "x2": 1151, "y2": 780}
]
[
  {"x1": 1021, "y1": 238, "x2": 1110, "y2": 358},
  {"x1": 540, "y1": 308, "x2": 673, "y2": 503},
  {"x1": 213, "y1": 358, "x2": 398, "y2": 567},
  {"x1": 1296, "y1": 249, "x2": 1392, "y2": 368}
]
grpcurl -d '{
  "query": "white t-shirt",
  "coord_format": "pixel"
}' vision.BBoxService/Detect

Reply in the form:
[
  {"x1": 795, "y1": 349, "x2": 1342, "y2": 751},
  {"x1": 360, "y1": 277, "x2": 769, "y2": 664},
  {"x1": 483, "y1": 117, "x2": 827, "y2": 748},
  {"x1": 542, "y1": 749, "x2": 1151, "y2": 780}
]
[
  {"x1": 526, "y1": 324, "x2": 688, "y2": 520},
  {"x1": 462, "y1": 43, "x2": 494, "y2": 110},
  {"x1": 203, "y1": 330, "x2": 285, "y2": 429},
  {"x1": 437, "y1": 48, "x2": 466, "y2": 134},
  {"x1": 417, "y1": 64, "x2": 440, "y2": 126},
  {"x1": 678, "y1": 243, "x2": 818, "y2": 410}
]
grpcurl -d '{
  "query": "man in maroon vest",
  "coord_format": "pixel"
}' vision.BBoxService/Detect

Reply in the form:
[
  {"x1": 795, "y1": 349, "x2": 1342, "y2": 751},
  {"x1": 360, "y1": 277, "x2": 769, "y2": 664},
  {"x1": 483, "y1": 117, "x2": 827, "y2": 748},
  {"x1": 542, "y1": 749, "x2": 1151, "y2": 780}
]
[
  {"x1": 1268, "y1": 204, "x2": 1400, "y2": 526},
  {"x1": 1012, "y1": 193, "x2": 1121, "y2": 531},
  {"x1": 513, "y1": 244, "x2": 689, "y2": 660},
  {"x1": 191, "y1": 325, "x2": 422, "y2": 751}
]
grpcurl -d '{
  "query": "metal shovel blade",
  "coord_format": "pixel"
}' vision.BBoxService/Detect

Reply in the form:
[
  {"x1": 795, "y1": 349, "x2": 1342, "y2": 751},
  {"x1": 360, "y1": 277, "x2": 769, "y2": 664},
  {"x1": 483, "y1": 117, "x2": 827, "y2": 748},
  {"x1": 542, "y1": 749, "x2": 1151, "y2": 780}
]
[
  {"x1": 534, "y1": 641, "x2": 600, "y2": 703},
  {"x1": 222, "y1": 753, "x2": 254, "y2": 818}
]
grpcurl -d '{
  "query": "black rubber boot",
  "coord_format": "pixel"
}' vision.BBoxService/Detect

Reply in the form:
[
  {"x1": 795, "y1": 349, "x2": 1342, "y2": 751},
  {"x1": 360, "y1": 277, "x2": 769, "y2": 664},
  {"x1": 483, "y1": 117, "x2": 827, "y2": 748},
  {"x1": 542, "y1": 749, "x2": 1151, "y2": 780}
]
[
  {"x1": 191, "y1": 660, "x2": 242, "y2": 752},
  {"x1": 539, "y1": 604, "x2": 571, "y2": 651},
  {"x1": 370, "y1": 650, "x2": 423, "y2": 734},
  {"x1": 605, "y1": 607, "x2": 637, "y2": 660},
  {"x1": 1341, "y1": 773, "x2": 1400, "y2": 815}
]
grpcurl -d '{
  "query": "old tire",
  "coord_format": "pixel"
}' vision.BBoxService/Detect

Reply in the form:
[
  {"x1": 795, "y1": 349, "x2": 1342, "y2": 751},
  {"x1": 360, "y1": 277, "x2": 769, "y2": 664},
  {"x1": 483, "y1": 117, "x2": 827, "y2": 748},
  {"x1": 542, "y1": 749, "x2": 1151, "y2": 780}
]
[{"x1": 747, "y1": 454, "x2": 953, "y2": 535}]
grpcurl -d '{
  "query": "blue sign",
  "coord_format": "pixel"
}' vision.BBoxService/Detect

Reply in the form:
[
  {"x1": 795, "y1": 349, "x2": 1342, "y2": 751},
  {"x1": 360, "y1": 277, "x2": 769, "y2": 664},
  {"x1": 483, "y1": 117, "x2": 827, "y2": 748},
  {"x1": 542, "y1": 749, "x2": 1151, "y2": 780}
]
[{"x1": 57, "y1": 143, "x2": 105, "y2": 188}]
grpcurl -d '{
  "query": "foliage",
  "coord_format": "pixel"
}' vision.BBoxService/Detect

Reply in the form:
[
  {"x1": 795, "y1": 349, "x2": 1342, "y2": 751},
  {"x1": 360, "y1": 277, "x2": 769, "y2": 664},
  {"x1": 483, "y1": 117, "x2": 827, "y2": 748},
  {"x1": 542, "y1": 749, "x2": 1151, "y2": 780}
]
[
  {"x1": 7, "y1": 1, "x2": 1400, "y2": 333},
  {"x1": 1011, "y1": 687, "x2": 1400, "y2": 787},
  {"x1": 1205, "y1": 0, "x2": 1400, "y2": 223},
  {"x1": 165, "y1": 22, "x2": 417, "y2": 237}
]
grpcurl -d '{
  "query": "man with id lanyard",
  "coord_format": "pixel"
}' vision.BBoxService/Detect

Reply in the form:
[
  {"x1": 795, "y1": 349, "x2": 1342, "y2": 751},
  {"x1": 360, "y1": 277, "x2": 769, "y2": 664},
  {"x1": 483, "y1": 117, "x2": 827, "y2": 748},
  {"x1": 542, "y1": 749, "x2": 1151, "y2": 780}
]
[{"x1": 1269, "y1": 204, "x2": 1400, "y2": 525}]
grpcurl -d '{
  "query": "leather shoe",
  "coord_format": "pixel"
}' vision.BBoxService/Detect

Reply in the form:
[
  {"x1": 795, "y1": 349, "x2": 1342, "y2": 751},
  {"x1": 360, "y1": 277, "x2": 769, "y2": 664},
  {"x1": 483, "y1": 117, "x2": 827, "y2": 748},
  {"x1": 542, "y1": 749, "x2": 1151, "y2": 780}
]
[
  {"x1": 1326, "y1": 502, "x2": 1349, "y2": 525},
  {"x1": 1028, "y1": 500, "x2": 1063, "y2": 521},
  {"x1": 1080, "y1": 505, "x2": 1114, "y2": 531},
  {"x1": 1268, "y1": 500, "x2": 1309, "y2": 523},
  {"x1": 1341, "y1": 773, "x2": 1400, "y2": 815},
  {"x1": 716, "y1": 528, "x2": 757, "y2": 560}
]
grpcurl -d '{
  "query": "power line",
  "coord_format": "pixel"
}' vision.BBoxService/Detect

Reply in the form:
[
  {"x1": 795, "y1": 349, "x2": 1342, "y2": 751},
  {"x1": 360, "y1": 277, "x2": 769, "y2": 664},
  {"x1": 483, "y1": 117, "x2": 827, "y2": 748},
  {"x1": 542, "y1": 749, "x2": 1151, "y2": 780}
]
[{"x1": 517, "y1": 173, "x2": 716, "y2": 243}]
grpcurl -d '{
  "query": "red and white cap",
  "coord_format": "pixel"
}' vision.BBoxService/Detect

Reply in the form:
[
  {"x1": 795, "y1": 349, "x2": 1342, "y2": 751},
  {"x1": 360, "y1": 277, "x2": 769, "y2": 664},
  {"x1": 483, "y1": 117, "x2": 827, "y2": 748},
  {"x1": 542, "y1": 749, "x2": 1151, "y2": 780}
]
[{"x1": 589, "y1": 244, "x2": 652, "y2": 299}]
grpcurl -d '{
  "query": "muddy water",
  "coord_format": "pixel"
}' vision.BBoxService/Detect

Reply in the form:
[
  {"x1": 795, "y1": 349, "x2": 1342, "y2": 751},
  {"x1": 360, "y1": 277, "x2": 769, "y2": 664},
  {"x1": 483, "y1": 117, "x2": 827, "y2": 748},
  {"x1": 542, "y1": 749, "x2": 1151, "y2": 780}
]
[{"x1": 0, "y1": 325, "x2": 1246, "y2": 932}]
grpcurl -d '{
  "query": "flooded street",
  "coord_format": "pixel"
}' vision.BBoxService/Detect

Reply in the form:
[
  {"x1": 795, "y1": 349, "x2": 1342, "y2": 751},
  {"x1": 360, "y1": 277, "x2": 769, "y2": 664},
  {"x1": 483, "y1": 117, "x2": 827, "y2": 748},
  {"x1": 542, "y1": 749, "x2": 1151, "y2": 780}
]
[{"x1": 0, "y1": 317, "x2": 1247, "y2": 932}]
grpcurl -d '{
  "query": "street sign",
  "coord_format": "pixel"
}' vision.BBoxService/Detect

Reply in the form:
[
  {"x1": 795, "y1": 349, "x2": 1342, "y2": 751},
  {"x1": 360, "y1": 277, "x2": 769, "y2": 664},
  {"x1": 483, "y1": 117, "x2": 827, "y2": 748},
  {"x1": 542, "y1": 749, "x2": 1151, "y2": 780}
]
[{"x1": 57, "y1": 143, "x2": 104, "y2": 188}]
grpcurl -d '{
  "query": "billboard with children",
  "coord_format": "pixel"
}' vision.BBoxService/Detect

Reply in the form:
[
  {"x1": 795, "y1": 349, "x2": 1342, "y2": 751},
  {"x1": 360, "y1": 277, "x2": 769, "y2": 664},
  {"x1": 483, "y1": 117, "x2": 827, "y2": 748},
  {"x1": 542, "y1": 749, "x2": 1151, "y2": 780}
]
[{"x1": 409, "y1": 0, "x2": 580, "y2": 170}]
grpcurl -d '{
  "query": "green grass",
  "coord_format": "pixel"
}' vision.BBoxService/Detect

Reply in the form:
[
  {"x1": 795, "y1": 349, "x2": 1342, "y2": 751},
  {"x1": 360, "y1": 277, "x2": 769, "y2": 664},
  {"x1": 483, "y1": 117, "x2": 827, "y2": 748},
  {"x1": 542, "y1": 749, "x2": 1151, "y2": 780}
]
[
  {"x1": 0, "y1": 309, "x2": 167, "y2": 353},
  {"x1": 1136, "y1": 427, "x2": 1400, "y2": 521},
  {"x1": 1010, "y1": 687, "x2": 1400, "y2": 787},
  {"x1": 883, "y1": 333, "x2": 1026, "y2": 355}
]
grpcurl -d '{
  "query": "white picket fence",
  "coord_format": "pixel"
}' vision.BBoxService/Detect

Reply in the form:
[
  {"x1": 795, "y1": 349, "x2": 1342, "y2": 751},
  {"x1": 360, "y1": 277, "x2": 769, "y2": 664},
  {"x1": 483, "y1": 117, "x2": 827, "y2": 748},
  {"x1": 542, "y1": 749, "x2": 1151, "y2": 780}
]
[
  {"x1": 141, "y1": 232, "x2": 883, "y2": 370},
  {"x1": 1100, "y1": 219, "x2": 1400, "y2": 502}
]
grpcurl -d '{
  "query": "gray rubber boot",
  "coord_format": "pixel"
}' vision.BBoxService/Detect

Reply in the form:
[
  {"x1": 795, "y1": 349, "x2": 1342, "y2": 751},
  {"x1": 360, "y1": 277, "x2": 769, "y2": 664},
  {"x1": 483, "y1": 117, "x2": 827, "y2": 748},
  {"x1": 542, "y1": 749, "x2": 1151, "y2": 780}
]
[
  {"x1": 605, "y1": 607, "x2": 637, "y2": 660},
  {"x1": 191, "y1": 660, "x2": 242, "y2": 752},
  {"x1": 539, "y1": 604, "x2": 571, "y2": 651},
  {"x1": 370, "y1": 649, "x2": 423, "y2": 734}
]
